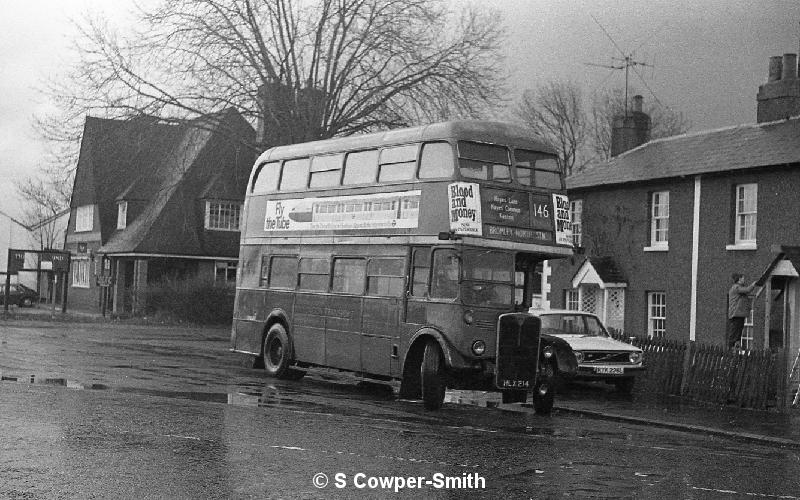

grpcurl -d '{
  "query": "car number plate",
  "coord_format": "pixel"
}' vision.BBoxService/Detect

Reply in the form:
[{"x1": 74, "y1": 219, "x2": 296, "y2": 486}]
[{"x1": 595, "y1": 367, "x2": 624, "y2": 375}]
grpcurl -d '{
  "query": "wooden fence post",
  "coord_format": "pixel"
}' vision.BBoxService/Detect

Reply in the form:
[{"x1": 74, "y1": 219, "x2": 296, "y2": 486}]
[{"x1": 680, "y1": 340, "x2": 695, "y2": 396}]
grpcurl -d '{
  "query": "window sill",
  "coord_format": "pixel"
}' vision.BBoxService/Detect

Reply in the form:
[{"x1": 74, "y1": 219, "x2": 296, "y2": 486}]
[
  {"x1": 726, "y1": 242, "x2": 757, "y2": 251},
  {"x1": 643, "y1": 245, "x2": 668, "y2": 252}
]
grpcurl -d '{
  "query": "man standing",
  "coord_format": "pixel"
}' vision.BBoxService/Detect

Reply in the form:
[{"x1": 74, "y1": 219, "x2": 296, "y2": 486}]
[{"x1": 727, "y1": 273, "x2": 758, "y2": 349}]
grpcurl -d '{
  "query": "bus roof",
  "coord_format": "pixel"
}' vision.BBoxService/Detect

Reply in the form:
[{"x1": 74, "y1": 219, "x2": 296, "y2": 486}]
[{"x1": 256, "y1": 120, "x2": 556, "y2": 163}]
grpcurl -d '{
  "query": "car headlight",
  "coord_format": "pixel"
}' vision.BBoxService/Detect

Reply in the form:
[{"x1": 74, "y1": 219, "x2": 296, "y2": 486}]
[
  {"x1": 629, "y1": 351, "x2": 643, "y2": 364},
  {"x1": 542, "y1": 345, "x2": 554, "y2": 359},
  {"x1": 574, "y1": 351, "x2": 584, "y2": 363},
  {"x1": 471, "y1": 340, "x2": 486, "y2": 356}
]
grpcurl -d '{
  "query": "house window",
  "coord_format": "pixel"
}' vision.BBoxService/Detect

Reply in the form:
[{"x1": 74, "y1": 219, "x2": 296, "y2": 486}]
[
  {"x1": 205, "y1": 201, "x2": 242, "y2": 231},
  {"x1": 734, "y1": 183, "x2": 757, "y2": 245},
  {"x1": 75, "y1": 205, "x2": 93, "y2": 232},
  {"x1": 565, "y1": 289, "x2": 580, "y2": 311},
  {"x1": 215, "y1": 261, "x2": 237, "y2": 283},
  {"x1": 650, "y1": 191, "x2": 669, "y2": 247},
  {"x1": 740, "y1": 309, "x2": 754, "y2": 350},
  {"x1": 570, "y1": 200, "x2": 583, "y2": 247},
  {"x1": 647, "y1": 292, "x2": 666, "y2": 338},
  {"x1": 117, "y1": 201, "x2": 128, "y2": 230},
  {"x1": 72, "y1": 257, "x2": 90, "y2": 288}
]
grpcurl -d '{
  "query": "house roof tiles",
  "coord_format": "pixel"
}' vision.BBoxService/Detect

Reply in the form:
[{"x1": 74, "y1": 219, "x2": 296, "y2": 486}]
[{"x1": 568, "y1": 116, "x2": 800, "y2": 189}]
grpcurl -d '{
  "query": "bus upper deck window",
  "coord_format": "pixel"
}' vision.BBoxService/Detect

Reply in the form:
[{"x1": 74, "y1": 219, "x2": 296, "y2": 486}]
[
  {"x1": 343, "y1": 149, "x2": 378, "y2": 185},
  {"x1": 309, "y1": 154, "x2": 343, "y2": 188},
  {"x1": 457, "y1": 141, "x2": 511, "y2": 182},
  {"x1": 534, "y1": 157, "x2": 562, "y2": 189},
  {"x1": 252, "y1": 161, "x2": 282, "y2": 193},
  {"x1": 418, "y1": 142, "x2": 455, "y2": 179},
  {"x1": 279, "y1": 158, "x2": 310, "y2": 191},
  {"x1": 515, "y1": 150, "x2": 562, "y2": 189},
  {"x1": 378, "y1": 144, "x2": 418, "y2": 182}
]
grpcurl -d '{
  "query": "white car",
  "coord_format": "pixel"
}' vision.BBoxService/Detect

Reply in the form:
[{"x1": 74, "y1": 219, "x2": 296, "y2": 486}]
[{"x1": 529, "y1": 309, "x2": 644, "y2": 394}]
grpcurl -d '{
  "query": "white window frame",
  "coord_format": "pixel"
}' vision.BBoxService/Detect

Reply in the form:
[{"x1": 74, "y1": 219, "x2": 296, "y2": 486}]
[
  {"x1": 71, "y1": 257, "x2": 90, "y2": 288},
  {"x1": 740, "y1": 309, "x2": 754, "y2": 350},
  {"x1": 647, "y1": 291, "x2": 666, "y2": 338},
  {"x1": 570, "y1": 199, "x2": 583, "y2": 247},
  {"x1": 75, "y1": 205, "x2": 93, "y2": 233},
  {"x1": 647, "y1": 191, "x2": 669, "y2": 250},
  {"x1": 734, "y1": 183, "x2": 757, "y2": 246},
  {"x1": 565, "y1": 289, "x2": 580, "y2": 311},
  {"x1": 215, "y1": 260, "x2": 238, "y2": 284},
  {"x1": 205, "y1": 201, "x2": 242, "y2": 231},
  {"x1": 117, "y1": 201, "x2": 128, "y2": 230}
]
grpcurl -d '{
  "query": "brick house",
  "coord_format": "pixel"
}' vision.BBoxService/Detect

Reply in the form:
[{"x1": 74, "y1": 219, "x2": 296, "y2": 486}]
[
  {"x1": 550, "y1": 51, "x2": 800, "y2": 355},
  {"x1": 65, "y1": 109, "x2": 255, "y2": 314}
]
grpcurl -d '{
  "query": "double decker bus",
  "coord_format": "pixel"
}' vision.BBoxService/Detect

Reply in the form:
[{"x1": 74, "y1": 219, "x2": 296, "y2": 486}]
[{"x1": 232, "y1": 121, "x2": 574, "y2": 412}]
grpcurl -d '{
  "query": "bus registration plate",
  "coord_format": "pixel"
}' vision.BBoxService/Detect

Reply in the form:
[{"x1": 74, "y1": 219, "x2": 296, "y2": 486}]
[{"x1": 595, "y1": 367, "x2": 624, "y2": 375}]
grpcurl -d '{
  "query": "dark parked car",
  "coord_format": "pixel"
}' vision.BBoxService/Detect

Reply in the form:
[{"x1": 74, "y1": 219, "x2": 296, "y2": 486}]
[{"x1": 0, "y1": 283, "x2": 39, "y2": 307}]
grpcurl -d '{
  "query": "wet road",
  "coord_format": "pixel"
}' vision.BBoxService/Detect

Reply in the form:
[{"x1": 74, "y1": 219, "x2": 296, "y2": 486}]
[{"x1": 1, "y1": 320, "x2": 799, "y2": 499}]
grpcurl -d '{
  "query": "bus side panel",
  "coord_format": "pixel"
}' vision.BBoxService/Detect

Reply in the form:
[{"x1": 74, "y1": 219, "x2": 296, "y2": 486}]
[
  {"x1": 361, "y1": 297, "x2": 400, "y2": 376},
  {"x1": 325, "y1": 295, "x2": 362, "y2": 372},
  {"x1": 232, "y1": 289, "x2": 266, "y2": 353},
  {"x1": 292, "y1": 293, "x2": 326, "y2": 366}
]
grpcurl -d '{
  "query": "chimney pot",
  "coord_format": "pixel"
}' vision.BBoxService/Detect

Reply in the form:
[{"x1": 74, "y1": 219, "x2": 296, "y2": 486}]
[
  {"x1": 768, "y1": 55, "x2": 783, "y2": 82},
  {"x1": 632, "y1": 95, "x2": 643, "y2": 113},
  {"x1": 782, "y1": 53, "x2": 798, "y2": 80}
]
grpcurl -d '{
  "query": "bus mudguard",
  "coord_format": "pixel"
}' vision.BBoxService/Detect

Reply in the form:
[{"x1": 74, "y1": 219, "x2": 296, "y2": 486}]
[{"x1": 406, "y1": 328, "x2": 472, "y2": 371}]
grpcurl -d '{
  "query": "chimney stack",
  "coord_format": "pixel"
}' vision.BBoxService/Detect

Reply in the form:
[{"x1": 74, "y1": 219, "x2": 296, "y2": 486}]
[
  {"x1": 756, "y1": 46, "x2": 800, "y2": 123},
  {"x1": 610, "y1": 95, "x2": 650, "y2": 157}
]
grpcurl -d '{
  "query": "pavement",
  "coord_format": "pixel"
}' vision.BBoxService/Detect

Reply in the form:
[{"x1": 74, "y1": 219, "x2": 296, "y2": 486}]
[{"x1": 5, "y1": 303, "x2": 800, "y2": 449}]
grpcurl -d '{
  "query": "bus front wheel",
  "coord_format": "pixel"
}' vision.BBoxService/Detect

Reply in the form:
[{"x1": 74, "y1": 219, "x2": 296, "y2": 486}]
[
  {"x1": 420, "y1": 339, "x2": 446, "y2": 410},
  {"x1": 262, "y1": 324, "x2": 305, "y2": 380}
]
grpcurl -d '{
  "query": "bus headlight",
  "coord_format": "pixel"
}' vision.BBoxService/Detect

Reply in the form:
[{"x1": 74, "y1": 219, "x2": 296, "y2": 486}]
[
  {"x1": 542, "y1": 345, "x2": 554, "y2": 359},
  {"x1": 629, "y1": 351, "x2": 643, "y2": 364},
  {"x1": 463, "y1": 310, "x2": 474, "y2": 325},
  {"x1": 471, "y1": 340, "x2": 486, "y2": 356},
  {"x1": 574, "y1": 351, "x2": 584, "y2": 363}
]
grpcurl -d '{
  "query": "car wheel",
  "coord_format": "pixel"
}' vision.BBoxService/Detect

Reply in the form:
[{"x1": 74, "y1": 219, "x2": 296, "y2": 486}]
[
  {"x1": 262, "y1": 324, "x2": 304, "y2": 380},
  {"x1": 420, "y1": 339, "x2": 446, "y2": 410},
  {"x1": 614, "y1": 378, "x2": 635, "y2": 394}
]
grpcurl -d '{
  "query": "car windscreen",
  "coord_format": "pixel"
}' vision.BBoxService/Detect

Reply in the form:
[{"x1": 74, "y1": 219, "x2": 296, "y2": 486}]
[{"x1": 540, "y1": 314, "x2": 609, "y2": 337}]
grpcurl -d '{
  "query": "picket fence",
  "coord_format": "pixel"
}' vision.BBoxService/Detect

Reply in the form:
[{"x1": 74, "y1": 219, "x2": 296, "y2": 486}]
[{"x1": 608, "y1": 331, "x2": 786, "y2": 411}]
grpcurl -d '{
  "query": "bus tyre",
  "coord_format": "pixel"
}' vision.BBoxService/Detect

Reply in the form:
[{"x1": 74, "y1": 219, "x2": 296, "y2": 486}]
[
  {"x1": 262, "y1": 324, "x2": 301, "y2": 380},
  {"x1": 420, "y1": 339, "x2": 446, "y2": 410}
]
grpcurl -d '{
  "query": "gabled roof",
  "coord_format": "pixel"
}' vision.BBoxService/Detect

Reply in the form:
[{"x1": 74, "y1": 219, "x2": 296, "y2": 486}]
[
  {"x1": 68, "y1": 108, "x2": 254, "y2": 256},
  {"x1": 572, "y1": 256, "x2": 627, "y2": 288},
  {"x1": 568, "y1": 117, "x2": 800, "y2": 189}
]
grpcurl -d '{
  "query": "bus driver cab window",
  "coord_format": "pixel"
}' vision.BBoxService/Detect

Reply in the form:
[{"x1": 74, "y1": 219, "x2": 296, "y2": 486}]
[{"x1": 431, "y1": 250, "x2": 459, "y2": 300}]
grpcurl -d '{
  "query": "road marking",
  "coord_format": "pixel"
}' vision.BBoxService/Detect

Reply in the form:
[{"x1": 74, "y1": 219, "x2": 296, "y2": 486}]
[
  {"x1": 163, "y1": 434, "x2": 202, "y2": 441},
  {"x1": 692, "y1": 486, "x2": 799, "y2": 498},
  {"x1": 269, "y1": 445, "x2": 482, "y2": 468}
]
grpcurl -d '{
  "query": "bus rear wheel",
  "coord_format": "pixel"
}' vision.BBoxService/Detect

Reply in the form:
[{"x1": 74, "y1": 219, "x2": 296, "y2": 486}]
[
  {"x1": 262, "y1": 324, "x2": 305, "y2": 380},
  {"x1": 420, "y1": 339, "x2": 446, "y2": 410}
]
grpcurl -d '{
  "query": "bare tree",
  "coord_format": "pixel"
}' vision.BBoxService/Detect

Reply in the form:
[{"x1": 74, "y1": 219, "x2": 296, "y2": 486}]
[
  {"x1": 39, "y1": 0, "x2": 505, "y2": 161},
  {"x1": 590, "y1": 87, "x2": 691, "y2": 161},
  {"x1": 515, "y1": 81, "x2": 587, "y2": 176},
  {"x1": 15, "y1": 175, "x2": 70, "y2": 250}
]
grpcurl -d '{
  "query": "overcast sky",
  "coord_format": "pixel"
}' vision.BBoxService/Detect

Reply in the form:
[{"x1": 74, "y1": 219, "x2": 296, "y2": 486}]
[{"x1": 0, "y1": 0, "x2": 798, "y2": 221}]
